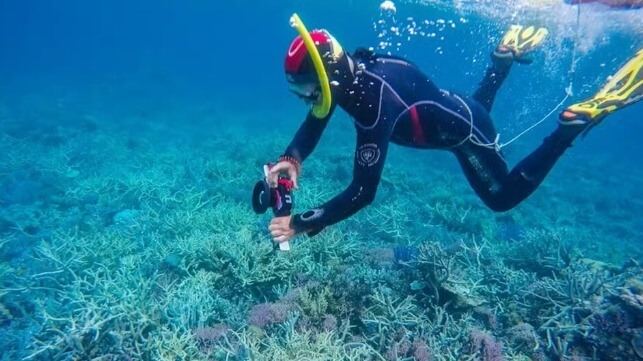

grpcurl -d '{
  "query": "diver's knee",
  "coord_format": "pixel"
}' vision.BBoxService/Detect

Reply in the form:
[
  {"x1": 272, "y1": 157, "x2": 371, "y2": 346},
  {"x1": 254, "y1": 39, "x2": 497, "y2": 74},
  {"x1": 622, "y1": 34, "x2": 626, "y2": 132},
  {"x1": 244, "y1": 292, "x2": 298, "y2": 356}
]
[{"x1": 483, "y1": 197, "x2": 516, "y2": 213}]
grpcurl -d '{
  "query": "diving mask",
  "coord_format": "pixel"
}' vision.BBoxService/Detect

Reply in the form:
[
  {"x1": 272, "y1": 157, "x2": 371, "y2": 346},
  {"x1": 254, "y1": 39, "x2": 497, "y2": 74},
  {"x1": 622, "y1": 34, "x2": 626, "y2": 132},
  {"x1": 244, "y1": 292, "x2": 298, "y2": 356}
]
[{"x1": 287, "y1": 73, "x2": 321, "y2": 104}]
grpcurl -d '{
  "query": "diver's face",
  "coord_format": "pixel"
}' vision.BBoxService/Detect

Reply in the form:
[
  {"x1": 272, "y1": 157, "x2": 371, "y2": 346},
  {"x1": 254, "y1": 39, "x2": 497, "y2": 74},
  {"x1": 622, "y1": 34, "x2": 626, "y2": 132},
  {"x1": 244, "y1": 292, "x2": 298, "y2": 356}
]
[
  {"x1": 287, "y1": 73, "x2": 321, "y2": 105},
  {"x1": 289, "y1": 82, "x2": 320, "y2": 104}
]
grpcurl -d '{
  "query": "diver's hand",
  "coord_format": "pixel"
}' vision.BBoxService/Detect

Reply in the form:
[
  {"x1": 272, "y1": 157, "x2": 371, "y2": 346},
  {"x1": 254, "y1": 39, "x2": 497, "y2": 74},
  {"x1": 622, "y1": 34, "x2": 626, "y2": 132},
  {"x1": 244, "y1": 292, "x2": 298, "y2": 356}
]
[
  {"x1": 267, "y1": 161, "x2": 299, "y2": 189},
  {"x1": 269, "y1": 216, "x2": 299, "y2": 243}
]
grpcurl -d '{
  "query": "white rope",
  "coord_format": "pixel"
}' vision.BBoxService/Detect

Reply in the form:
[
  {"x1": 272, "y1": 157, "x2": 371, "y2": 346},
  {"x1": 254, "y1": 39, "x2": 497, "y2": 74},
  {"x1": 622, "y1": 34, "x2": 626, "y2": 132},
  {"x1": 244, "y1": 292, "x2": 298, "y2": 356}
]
[
  {"x1": 496, "y1": 92, "x2": 571, "y2": 149},
  {"x1": 466, "y1": 1, "x2": 582, "y2": 151}
]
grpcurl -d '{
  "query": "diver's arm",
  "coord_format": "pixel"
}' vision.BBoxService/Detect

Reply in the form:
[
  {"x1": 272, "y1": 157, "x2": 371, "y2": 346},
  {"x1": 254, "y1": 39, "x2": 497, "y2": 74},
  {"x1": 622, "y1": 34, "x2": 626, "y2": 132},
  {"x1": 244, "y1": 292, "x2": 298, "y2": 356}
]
[
  {"x1": 290, "y1": 128, "x2": 390, "y2": 236},
  {"x1": 281, "y1": 105, "x2": 337, "y2": 164}
]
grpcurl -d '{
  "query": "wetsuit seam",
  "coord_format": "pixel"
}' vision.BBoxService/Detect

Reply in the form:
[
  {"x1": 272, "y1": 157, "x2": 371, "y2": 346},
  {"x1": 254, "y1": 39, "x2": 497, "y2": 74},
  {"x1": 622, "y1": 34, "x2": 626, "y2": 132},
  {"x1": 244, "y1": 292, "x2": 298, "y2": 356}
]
[
  {"x1": 363, "y1": 70, "x2": 410, "y2": 108},
  {"x1": 449, "y1": 94, "x2": 508, "y2": 165},
  {"x1": 376, "y1": 58, "x2": 413, "y2": 67},
  {"x1": 355, "y1": 69, "x2": 409, "y2": 132},
  {"x1": 353, "y1": 81, "x2": 385, "y2": 130}
]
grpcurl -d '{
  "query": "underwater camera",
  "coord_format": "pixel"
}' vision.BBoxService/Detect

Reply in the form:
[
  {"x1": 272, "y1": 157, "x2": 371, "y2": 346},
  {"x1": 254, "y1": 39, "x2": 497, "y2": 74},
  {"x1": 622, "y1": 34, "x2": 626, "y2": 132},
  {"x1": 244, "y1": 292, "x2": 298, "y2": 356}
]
[{"x1": 251, "y1": 164, "x2": 294, "y2": 251}]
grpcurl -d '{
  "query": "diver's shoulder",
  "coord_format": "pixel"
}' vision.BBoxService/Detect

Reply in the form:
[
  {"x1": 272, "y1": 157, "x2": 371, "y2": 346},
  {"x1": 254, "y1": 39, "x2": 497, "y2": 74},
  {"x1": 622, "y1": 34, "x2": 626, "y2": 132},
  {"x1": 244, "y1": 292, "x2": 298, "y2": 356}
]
[
  {"x1": 375, "y1": 55, "x2": 417, "y2": 68},
  {"x1": 352, "y1": 48, "x2": 416, "y2": 68}
]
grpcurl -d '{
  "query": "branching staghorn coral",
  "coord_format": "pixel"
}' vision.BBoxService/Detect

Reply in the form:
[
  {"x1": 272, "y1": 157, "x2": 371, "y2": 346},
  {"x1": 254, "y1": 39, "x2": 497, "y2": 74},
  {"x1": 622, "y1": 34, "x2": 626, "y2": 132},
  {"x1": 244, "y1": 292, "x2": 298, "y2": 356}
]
[
  {"x1": 501, "y1": 227, "x2": 578, "y2": 275},
  {"x1": 409, "y1": 237, "x2": 490, "y2": 309},
  {"x1": 363, "y1": 201, "x2": 412, "y2": 242},
  {"x1": 416, "y1": 303, "x2": 473, "y2": 359},
  {"x1": 432, "y1": 200, "x2": 473, "y2": 226},
  {"x1": 514, "y1": 258, "x2": 632, "y2": 359},
  {"x1": 362, "y1": 286, "x2": 423, "y2": 353},
  {"x1": 150, "y1": 327, "x2": 202, "y2": 361},
  {"x1": 295, "y1": 284, "x2": 336, "y2": 325},
  {"x1": 162, "y1": 269, "x2": 230, "y2": 330},
  {"x1": 13, "y1": 226, "x2": 205, "y2": 360},
  {"x1": 225, "y1": 241, "x2": 291, "y2": 300},
  {"x1": 0, "y1": 235, "x2": 25, "y2": 329},
  {"x1": 203, "y1": 158, "x2": 250, "y2": 195},
  {"x1": 214, "y1": 313, "x2": 386, "y2": 361},
  {"x1": 23, "y1": 264, "x2": 161, "y2": 360},
  {"x1": 26, "y1": 300, "x2": 125, "y2": 360},
  {"x1": 414, "y1": 241, "x2": 454, "y2": 303},
  {"x1": 150, "y1": 202, "x2": 292, "y2": 299},
  {"x1": 360, "y1": 283, "x2": 479, "y2": 360},
  {"x1": 153, "y1": 189, "x2": 214, "y2": 238},
  {"x1": 290, "y1": 226, "x2": 361, "y2": 280}
]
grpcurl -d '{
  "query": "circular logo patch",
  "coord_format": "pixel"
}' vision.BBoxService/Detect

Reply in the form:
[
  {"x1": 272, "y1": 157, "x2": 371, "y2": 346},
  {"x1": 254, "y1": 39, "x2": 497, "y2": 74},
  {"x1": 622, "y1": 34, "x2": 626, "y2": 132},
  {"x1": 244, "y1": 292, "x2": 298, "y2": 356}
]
[
  {"x1": 301, "y1": 209, "x2": 324, "y2": 221},
  {"x1": 357, "y1": 143, "x2": 380, "y2": 167}
]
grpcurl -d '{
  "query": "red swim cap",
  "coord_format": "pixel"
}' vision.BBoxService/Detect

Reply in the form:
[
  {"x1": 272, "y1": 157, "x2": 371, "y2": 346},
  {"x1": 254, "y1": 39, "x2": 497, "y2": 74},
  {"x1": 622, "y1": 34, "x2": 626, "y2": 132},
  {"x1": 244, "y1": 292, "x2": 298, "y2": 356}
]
[{"x1": 284, "y1": 29, "x2": 344, "y2": 76}]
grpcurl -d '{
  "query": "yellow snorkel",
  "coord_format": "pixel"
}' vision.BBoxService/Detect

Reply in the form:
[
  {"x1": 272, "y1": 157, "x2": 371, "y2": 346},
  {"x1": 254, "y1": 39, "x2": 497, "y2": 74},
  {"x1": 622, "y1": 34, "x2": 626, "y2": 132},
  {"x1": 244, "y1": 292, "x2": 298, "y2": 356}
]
[{"x1": 289, "y1": 13, "x2": 333, "y2": 119}]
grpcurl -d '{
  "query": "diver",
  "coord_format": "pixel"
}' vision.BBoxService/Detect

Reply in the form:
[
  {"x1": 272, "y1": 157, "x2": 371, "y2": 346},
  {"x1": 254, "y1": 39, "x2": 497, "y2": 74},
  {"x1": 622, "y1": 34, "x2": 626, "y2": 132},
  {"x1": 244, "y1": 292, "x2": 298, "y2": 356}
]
[{"x1": 267, "y1": 16, "x2": 643, "y2": 243}]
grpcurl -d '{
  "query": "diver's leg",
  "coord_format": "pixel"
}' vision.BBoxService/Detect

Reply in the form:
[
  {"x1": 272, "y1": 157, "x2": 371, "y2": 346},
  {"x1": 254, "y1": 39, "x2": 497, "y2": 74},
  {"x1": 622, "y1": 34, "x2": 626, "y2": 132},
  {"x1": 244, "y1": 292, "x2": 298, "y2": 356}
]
[
  {"x1": 472, "y1": 25, "x2": 549, "y2": 112},
  {"x1": 454, "y1": 125, "x2": 579, "y2": 212},
  {"x1": 453, "y1": 95, "x2": 580, "y2": 212},
  {"x1": 461, "y1": 49, "x2": 642, "y2": 211},
  {"x1": 472, "y1": 62, "x2": 512, "y2": 112},
  {"x1": 449, "y1": 100, "x2": 516, "y2": 211},
  {"x1": 499, "y1": 48, "x2": 642, "y2": 204},
  {"x1": 454, "y1": 143, "x2": 512, "y2": 211}
]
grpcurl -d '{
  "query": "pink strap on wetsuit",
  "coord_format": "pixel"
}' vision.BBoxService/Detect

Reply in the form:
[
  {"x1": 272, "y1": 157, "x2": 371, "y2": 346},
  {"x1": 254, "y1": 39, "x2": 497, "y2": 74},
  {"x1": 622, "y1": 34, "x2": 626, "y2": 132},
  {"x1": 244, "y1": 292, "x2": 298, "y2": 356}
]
[{"x1": 409, "y1": 105, "x2": 426, "y2": 145}]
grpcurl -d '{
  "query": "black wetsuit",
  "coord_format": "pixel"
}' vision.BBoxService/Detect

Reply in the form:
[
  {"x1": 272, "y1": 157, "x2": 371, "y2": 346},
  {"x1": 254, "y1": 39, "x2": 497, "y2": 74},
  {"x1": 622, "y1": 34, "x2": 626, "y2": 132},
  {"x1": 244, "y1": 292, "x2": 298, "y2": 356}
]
[{"x1": 285, "y1": 49, "x2": 577, "y2": 236}]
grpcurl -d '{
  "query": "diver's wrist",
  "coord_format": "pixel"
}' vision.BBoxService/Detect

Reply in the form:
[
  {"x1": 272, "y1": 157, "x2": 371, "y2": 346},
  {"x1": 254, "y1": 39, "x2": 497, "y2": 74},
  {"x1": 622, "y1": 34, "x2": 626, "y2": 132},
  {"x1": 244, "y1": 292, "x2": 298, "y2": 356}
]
[
  {"x1": 290, "y1": 213, "x2": 324, "y2": 237},
  {"x1": 278, "y1": 155, "x2": 302, "y2": 174}
]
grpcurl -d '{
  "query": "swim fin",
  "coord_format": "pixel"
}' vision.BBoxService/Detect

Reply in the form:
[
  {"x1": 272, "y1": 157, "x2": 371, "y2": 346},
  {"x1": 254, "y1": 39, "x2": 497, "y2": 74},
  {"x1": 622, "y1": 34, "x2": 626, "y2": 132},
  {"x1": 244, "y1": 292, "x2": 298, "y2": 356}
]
[
  {"x1": 559, "y1": 48, "x2": 643, "y2": 134},
  {"x1": 493, "y1": 25, "x2": 549, "y2": 65}
]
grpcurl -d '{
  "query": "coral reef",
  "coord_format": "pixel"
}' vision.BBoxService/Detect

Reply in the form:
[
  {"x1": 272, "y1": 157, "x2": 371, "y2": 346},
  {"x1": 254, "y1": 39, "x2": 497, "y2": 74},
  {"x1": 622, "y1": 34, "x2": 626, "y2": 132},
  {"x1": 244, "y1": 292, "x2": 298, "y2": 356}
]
[{"x1": 0, "y1": 93, "x2": 641, "y2": 361}]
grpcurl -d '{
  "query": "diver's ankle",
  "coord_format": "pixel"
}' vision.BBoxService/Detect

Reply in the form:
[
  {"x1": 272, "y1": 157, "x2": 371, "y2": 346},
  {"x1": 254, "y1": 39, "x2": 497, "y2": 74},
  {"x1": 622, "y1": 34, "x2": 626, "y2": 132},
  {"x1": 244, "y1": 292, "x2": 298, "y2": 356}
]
[{"x1": 491, "y1": 50, "x2": 514, "y2": 72}]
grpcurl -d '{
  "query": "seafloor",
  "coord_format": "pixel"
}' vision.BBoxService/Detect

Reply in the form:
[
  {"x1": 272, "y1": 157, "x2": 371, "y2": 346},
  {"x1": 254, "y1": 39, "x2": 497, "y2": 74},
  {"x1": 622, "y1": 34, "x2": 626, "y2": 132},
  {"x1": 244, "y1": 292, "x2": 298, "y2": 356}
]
[{"x1": 0, "y1": 83, "x2": 641, "y2": 360}]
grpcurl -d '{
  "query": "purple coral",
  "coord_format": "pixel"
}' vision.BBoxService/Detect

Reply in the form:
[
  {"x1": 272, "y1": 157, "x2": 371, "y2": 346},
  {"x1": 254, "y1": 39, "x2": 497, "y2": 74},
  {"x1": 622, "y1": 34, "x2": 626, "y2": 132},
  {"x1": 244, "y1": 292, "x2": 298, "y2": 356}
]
[
  {"x1": 192, "y1": 325, "x2": 230, "y2": 353},
  {"x1": 506, "y1": 322, "x2": 538, "y2": 352},
  {"x1": 589, "y1": 307, "x2": 630, "y2": 337},
  {"x1": 483, "y1": 337, "x2": 504, "y2": 361},
  {"x1": 474, "y1": 306, "x2": 499, "y2": 331},
  {"x1": 412, "y1": 339, "x2": 433, "y2": 361},
  {"x1": 468, "y1": 329, "x2": 504, "y2": 361},
  {"x1": 322, "y1": 314, "x2": 338, "y2": 332},
  {"x1": 248, "y1": 302, "x2": 293, "y2": 329},
  {"x1": 385, "y1": 340, "x2": 412, "y2": 361}
]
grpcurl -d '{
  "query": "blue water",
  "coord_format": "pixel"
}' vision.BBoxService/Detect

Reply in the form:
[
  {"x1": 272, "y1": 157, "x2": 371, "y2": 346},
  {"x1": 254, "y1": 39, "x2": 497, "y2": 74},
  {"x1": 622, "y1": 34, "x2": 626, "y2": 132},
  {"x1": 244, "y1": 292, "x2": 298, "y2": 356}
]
[{"x1": 1, "y1": 1, "x2": 642, "y2": 360}]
